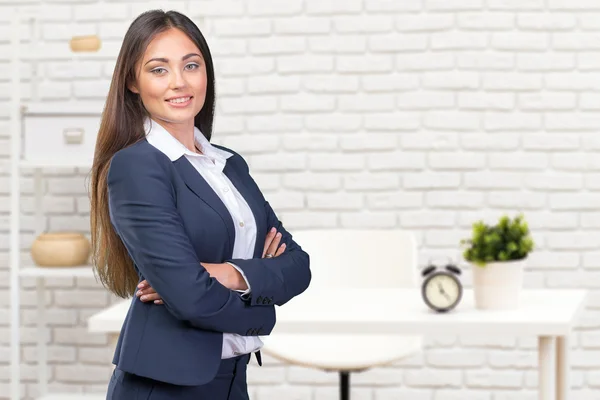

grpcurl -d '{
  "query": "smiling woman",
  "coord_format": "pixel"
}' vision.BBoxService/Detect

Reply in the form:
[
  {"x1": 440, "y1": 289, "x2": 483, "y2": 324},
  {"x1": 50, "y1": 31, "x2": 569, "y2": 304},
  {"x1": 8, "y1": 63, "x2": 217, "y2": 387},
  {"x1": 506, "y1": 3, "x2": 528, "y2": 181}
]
[
  {"x1": 128, "y1": 29, "x2": 208, "y2": 150},
  {"x1": 88, "y1": 8, "x2": 311, "y2": 400},
  {"x1": 90, "y1": 9, "x2": 217, "y2": 305}
]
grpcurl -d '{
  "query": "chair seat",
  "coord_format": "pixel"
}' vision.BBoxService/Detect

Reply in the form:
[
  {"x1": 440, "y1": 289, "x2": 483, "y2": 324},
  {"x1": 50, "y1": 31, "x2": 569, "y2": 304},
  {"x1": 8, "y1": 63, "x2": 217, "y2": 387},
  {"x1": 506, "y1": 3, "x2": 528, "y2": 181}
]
[{"x1": 260, "y1": 333, "x2": 422, "y2": 371}]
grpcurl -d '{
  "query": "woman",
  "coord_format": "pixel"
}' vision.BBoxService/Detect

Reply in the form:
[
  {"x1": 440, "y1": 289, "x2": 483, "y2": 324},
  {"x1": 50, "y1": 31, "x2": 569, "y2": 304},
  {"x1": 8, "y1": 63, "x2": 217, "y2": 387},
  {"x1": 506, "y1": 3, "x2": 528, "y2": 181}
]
[{"x1": 89, "y1": 9, "x2": 311, "y2": 400}]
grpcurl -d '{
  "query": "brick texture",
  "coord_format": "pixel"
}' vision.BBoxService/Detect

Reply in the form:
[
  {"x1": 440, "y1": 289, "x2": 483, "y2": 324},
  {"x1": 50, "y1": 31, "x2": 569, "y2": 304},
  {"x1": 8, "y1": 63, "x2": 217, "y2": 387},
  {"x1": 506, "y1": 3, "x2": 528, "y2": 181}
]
[{"x1": 1, "y1": 0, "x2": 599, "y2": 399}]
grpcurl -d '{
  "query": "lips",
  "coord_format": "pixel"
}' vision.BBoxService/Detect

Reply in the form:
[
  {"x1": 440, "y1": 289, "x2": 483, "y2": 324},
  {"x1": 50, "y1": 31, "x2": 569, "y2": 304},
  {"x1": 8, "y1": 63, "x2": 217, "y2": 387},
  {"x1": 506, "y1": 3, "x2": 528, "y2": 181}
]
[{"x1": 166, "y1": 96, "x2": 193, "y2": 104}]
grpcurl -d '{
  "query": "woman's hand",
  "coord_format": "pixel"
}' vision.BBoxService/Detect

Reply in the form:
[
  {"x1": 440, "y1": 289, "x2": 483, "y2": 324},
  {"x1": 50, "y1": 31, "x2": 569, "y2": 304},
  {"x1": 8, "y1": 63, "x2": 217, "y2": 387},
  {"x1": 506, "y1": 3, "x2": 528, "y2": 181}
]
[
  {"x1": 201, "y1": 262, "x2": 247, "y2": 291},
  {"x1": 136, "y1": 281, "x2": 164, "y2": 304},
  {"x1": 138, "y1": 227, "x2": 287, "y2": 304},
  {"x1": 263, "y1": 227, "x2": 285, "y2": 259}
]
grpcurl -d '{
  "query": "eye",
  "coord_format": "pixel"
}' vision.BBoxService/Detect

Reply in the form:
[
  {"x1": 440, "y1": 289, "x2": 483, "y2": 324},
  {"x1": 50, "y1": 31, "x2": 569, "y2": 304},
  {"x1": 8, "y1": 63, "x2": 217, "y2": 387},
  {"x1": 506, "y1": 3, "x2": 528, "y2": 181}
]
[
  {"x1": 151, "y1": 67, "x2": 167, "y2": 75},
  {"x1": 185, "y1": 63, "x2": 199, "y2": 71}
]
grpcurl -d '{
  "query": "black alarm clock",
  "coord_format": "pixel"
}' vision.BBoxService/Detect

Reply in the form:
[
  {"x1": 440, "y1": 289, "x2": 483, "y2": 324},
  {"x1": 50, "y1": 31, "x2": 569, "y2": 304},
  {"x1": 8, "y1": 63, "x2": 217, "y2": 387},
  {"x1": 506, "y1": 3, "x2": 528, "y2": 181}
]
[{"x1": 421, "y1": 258, "x2": 463, "y2": 313}]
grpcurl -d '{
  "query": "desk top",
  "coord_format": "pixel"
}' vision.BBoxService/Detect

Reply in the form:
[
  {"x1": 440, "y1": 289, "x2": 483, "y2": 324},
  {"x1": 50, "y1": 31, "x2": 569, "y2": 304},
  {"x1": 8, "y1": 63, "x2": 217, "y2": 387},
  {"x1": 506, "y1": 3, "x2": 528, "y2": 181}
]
[
  {"x1": 88, "y1": 288, "x2": 588, "y2": 337},
  {"x1": 273, "y1": 288, "x2": 588, "y2": 336}
]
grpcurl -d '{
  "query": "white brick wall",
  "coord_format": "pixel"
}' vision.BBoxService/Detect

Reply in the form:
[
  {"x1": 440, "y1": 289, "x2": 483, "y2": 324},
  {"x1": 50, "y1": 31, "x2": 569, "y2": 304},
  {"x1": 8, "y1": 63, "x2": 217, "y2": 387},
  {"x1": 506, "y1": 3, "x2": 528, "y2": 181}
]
[{"x1": 1, "y1": 0, "x2": 599, "y2": 398}]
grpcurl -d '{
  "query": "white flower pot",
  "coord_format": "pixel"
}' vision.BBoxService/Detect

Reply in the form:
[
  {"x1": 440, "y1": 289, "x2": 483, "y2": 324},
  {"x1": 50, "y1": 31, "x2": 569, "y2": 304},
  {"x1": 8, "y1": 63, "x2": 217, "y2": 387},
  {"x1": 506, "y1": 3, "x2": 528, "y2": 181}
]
[{"x1": 471, "y1": 258, "x2": 526, "y2": 310}]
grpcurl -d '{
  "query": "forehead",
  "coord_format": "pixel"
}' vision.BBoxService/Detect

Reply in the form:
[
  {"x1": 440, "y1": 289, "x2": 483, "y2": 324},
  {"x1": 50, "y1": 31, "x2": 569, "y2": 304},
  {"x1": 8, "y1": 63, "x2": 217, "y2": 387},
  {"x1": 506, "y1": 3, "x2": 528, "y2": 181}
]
[{"x1": 142, "y1": 28, "x2": 201, "y2": 61}]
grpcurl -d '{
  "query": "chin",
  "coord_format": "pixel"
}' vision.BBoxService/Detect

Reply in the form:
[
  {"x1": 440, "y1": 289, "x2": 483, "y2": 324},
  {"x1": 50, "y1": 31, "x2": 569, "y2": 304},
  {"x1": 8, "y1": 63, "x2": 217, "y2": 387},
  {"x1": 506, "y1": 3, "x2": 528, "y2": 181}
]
[{"x1": 160, "y1": 109, "x2": 197, "y2": 122}]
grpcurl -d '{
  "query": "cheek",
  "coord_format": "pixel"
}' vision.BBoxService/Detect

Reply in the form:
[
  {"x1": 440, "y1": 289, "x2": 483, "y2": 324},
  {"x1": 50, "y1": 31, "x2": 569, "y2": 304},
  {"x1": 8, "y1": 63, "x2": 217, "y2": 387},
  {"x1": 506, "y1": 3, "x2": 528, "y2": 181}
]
[
  {"x1": 192, "y1": 71, "x2": 208, "y2": 108},
  {"x1": 138, "y1": 77, "x2": 166, "y2": 106},
  {"x1": 193, "y1": 70, "x2": 208, "y2": 93}
]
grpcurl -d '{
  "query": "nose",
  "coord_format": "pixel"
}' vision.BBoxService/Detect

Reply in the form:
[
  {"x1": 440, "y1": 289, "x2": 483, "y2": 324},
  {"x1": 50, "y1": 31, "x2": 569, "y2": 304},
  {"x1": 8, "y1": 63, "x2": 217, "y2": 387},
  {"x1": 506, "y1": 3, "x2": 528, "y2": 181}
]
[{"x1": 169, "y1": 69, "x2": 187, "y2": 90}]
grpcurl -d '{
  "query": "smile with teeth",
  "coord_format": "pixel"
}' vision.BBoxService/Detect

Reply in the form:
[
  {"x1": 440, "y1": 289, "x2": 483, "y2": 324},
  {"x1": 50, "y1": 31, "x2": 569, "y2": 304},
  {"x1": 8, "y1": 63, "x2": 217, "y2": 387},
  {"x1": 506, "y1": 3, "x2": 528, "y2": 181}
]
[{"x1": 167, "y1": 96, "x2": 192, "y2": 104}]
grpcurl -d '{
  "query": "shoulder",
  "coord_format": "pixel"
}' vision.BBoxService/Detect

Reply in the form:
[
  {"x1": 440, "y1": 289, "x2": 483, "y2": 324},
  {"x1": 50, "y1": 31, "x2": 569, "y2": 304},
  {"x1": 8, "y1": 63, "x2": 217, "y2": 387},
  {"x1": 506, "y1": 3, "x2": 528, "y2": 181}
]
[
  {"x1": 111, "y1": 139, "x2": 170, "y2": 167},
  {"x1": 109, "y1": 139, "x2": 173, "y2": 179}
]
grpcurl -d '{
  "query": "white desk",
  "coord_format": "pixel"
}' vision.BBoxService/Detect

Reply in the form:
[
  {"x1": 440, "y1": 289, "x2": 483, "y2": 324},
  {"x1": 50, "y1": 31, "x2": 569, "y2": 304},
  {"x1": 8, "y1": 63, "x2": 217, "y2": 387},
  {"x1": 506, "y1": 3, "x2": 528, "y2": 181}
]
[{"x1": 88, "y1": 288, "x2": 587, "y2": 400}]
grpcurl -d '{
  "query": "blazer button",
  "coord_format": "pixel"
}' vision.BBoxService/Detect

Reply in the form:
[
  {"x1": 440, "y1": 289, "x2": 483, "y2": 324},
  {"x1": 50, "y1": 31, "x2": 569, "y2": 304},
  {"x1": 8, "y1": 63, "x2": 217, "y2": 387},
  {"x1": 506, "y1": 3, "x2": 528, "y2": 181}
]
[
  {"x1": 246, "y1": 328, "x2": 253, "y2": 336},
  {"x1": 262, "y1": 298, "x2": 269, "y2": 305},
  {"x1": 256, "y1": 296, "x2": 263, "y2": 304}
]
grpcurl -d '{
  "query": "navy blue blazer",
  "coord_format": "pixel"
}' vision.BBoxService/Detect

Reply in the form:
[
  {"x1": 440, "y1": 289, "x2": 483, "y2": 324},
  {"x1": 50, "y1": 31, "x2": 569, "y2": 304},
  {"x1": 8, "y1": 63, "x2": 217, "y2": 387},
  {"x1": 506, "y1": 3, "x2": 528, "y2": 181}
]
[{"x1": 106, "y1": 139, "x2": 311, "y2": 386}]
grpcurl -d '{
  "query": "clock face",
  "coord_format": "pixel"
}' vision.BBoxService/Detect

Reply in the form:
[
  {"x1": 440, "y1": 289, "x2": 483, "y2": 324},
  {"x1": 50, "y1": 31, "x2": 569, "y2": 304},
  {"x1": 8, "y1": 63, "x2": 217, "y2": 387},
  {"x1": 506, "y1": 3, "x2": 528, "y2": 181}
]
[{"x1": 423, "y1": 272, "x2": 462, "y2": 312}]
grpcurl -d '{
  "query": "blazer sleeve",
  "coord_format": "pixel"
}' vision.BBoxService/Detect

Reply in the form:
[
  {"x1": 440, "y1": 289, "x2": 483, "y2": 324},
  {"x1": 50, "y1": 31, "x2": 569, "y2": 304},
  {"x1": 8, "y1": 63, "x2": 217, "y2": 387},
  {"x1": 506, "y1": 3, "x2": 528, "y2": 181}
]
[
  {"x1": 107, "y1": 148, "x2": 276, "y2": 336},
  {"x1": 224, "y1": 155, "x2": 312, "y2": 307}
]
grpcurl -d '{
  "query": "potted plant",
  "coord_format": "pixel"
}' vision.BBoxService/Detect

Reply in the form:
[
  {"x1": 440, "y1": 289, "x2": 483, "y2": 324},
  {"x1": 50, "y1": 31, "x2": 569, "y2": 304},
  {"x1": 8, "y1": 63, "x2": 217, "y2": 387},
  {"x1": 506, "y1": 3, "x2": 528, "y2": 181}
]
[{"x1": 460, "y1": 214, "x2": 535, "y2": 310}]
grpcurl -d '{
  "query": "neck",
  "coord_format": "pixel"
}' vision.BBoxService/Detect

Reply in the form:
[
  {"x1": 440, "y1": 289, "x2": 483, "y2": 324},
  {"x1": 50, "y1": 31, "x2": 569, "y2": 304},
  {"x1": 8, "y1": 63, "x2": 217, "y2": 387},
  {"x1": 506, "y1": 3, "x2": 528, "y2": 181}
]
[{"x1": 152, "y1": 117, "x2": 198, "y2": 153}]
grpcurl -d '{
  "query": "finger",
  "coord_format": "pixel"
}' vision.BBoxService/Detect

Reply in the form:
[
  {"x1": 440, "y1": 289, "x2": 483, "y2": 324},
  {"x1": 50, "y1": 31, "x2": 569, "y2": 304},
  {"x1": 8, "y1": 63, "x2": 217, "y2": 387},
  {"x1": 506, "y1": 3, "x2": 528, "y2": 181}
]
[
  {"x1": 137, "y1": 280, "x2": 148, "y2": 289},
  {"x1": 262, "y1": 229, "x2": 276, "y2": 257},
  {"x1": 140, "y1": 293, "x2": 162, "y2": 302},
  {"x1": 266, "y1": 232, "x2": 282, "y2": 257},
  {"x1": 275, "y1": 243, "x2": 286, "y2": 257},
  {"x1": 136, "y1": 287, "x2": 157, "y2": 297},
  {"x1": 263, "y1": 227, "x2": 277, "y2": 257},
  {"x1": 154, "y1": 300, "x2": 163, "y2": 305}
]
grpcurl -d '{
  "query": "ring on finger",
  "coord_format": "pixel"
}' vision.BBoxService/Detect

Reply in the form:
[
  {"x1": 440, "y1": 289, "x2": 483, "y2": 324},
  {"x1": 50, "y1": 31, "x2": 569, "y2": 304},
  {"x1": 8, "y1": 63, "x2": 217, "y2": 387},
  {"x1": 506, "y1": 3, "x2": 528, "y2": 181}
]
[{"x1": 265, "y1": 253, "x2": 274, "y2": 258}]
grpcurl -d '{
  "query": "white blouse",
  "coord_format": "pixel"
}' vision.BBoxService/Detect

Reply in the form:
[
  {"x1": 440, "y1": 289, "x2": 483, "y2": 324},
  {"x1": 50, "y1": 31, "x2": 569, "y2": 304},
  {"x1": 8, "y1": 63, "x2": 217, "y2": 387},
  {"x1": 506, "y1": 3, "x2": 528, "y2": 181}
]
[{"x1": 144, "y1": 117, "x2": 263, "y2": 359}]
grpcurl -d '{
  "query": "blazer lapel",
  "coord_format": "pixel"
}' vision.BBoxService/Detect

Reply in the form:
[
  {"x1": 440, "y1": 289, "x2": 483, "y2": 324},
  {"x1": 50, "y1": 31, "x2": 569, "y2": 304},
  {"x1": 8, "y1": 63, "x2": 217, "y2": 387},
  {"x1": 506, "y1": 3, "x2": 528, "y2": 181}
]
[
  {"x1": 173, "y1": 157, "x2": 235, "y2": 249},
  {"x1": 223, "y1": 162, "x2": 267, "y2": 258}
]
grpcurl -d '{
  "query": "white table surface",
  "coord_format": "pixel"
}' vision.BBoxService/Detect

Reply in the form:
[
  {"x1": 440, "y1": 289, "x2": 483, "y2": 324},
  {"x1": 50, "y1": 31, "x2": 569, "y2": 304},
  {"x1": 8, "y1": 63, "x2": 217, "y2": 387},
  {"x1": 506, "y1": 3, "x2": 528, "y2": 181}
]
[
  {"x1": 272, "y1": 288, "x2": 588, "y2": 336},
  {"x1": 88, "y1": 288, "x2": 587, "y2": 400},
  {"x1": 88, "y1": 288, "x2": 588, "y2": 336}
]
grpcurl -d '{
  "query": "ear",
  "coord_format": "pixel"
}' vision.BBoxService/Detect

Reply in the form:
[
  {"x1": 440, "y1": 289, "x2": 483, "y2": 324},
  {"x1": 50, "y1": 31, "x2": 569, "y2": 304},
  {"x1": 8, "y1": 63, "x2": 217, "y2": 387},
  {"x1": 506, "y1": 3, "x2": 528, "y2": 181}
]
[{"x1": 128, "y1": 83, "x2": 139, "y2": 94}]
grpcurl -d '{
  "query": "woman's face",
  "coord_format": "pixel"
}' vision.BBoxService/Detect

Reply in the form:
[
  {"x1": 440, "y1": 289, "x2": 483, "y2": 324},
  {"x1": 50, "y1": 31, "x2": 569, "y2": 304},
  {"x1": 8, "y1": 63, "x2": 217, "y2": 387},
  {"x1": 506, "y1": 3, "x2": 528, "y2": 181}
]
[{"x1": 129, "y1": 28, "x2": 207, "y2": 125}]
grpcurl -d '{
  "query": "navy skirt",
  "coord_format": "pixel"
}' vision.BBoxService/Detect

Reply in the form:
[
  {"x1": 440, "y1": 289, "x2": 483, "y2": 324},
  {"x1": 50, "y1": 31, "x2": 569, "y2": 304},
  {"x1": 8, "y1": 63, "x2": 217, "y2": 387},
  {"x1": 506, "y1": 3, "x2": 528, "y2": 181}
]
[{"x1": 106, "y1": 354, "x2": 250, "y2": 400}]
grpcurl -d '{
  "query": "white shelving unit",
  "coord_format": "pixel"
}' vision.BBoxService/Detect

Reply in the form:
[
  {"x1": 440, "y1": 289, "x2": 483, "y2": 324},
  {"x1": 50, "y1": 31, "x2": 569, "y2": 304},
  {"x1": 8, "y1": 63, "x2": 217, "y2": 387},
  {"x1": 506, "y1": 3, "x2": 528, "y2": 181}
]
[
  {"x1": 10, "y1": 9, "x2": 107, "y2": 400},
  {"x1": 10, "y1": 106, "x2": 107, "y2": 400},
  {"x1": 19, "y1": 266, "x2": 98, "y2": 279}
]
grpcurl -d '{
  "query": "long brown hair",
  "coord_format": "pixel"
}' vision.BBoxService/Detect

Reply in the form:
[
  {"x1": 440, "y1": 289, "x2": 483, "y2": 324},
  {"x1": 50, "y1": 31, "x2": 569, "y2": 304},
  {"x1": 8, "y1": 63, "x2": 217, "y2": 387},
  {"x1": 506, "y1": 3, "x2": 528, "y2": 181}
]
[{"x1": 89, "y1": 10, "x2": 216, "y2": 298}]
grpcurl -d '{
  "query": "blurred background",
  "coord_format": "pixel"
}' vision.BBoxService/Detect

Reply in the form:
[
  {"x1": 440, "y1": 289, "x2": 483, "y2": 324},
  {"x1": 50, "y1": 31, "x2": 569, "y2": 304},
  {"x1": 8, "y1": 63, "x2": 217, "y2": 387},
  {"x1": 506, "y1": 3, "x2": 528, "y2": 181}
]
[{"x1": 2, "y1": 0, "x2": 600, "y2": 399}]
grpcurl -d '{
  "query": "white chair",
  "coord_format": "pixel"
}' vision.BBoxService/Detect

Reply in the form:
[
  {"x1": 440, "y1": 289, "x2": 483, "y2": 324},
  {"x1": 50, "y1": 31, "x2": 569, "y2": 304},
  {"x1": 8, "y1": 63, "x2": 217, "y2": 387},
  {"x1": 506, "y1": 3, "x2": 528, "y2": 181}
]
[{"x1": 261, "y1": 229, "x2": 423, "y2": 400}]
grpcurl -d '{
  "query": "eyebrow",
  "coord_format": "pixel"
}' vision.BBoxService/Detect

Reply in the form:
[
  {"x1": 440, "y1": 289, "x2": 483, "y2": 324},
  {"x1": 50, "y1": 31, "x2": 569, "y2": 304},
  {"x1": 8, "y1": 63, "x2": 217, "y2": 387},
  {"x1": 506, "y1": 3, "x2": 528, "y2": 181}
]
[{"x1": 144, "y1": 53, "x2": 202, "y2": 66}]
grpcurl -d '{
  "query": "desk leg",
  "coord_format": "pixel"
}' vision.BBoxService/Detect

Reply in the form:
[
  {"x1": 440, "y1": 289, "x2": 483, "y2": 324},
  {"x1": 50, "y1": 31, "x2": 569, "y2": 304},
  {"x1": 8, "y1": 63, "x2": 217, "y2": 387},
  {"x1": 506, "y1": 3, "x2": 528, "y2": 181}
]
[
  {"x1": 556, "y1": 336, "x2": 569, "y2": 400},
  {"x1": 539, "y1": 336, "x2": 554, "y2": 400}
]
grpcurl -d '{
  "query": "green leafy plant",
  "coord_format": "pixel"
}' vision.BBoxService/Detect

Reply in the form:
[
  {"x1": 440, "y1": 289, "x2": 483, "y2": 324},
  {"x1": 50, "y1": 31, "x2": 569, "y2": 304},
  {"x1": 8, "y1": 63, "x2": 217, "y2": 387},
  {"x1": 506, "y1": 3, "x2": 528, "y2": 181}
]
[{"x1": 460, "y1": 214, "x2": 534, "y2": 267}]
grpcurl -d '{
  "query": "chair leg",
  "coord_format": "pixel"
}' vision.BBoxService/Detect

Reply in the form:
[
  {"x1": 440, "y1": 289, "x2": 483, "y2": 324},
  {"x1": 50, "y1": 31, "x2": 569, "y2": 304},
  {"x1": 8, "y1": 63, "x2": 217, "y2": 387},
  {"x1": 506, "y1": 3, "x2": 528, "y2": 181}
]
[{"x1": 340, "y1": 371, "x2": 350, "y2": 400}]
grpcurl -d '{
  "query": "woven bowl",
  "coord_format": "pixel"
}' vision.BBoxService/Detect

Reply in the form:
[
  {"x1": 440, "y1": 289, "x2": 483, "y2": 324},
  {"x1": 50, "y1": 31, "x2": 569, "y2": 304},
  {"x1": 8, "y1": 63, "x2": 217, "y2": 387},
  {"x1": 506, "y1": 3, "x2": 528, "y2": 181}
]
[{"x1": 31, "y1": 232, "x2": 91, "y2": 267}]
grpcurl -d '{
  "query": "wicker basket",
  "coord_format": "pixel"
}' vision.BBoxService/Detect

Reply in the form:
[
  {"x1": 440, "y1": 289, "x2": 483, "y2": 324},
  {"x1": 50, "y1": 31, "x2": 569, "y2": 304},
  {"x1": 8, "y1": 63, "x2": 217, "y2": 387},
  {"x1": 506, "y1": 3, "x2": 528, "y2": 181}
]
[{"x1": 31, "y1": 232, "x2": 91, "y2": 267}]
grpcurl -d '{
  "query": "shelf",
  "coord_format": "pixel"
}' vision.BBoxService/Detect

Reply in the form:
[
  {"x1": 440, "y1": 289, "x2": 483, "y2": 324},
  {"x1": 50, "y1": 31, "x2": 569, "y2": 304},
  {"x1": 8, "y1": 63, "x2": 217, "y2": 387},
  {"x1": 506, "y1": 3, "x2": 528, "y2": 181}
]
[
  {"x1": 20, "y1": 160, "x2": 93, "y2": 169},
  {"x1": 23, "y1": 101, "x2": 105, "y2": 116},
  {"x1": 19, "y1": 265, "x2": 96, "y2": 278},
  {"x1": 38, "y1": 394, "x2": 106, "y2": 400}
]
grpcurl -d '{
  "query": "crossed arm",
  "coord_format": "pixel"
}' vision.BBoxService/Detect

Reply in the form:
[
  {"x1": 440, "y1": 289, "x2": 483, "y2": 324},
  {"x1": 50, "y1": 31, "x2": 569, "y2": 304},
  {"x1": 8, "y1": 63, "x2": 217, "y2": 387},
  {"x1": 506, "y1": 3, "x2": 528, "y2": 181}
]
[
  {"x1": 137, "y1": 228, "x2": 287, "y2": 304},
  {"x1": 108, "y1": 148, "x2": 311, "y2": 336},
  {"x1": 107, "y1": 150, "x2": 277, "y2": 336}
]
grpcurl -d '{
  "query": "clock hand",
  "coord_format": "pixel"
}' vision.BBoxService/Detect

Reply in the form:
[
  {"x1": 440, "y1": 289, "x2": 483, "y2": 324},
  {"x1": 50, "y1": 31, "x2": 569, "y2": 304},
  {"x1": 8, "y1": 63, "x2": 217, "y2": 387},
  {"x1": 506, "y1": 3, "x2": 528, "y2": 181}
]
[
  {"x1": 438, "y1": 283, "x2": 451, "y2": 302},
  {"x1": 437, "y1": 282, "x2": 447, "y2": 294}
]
